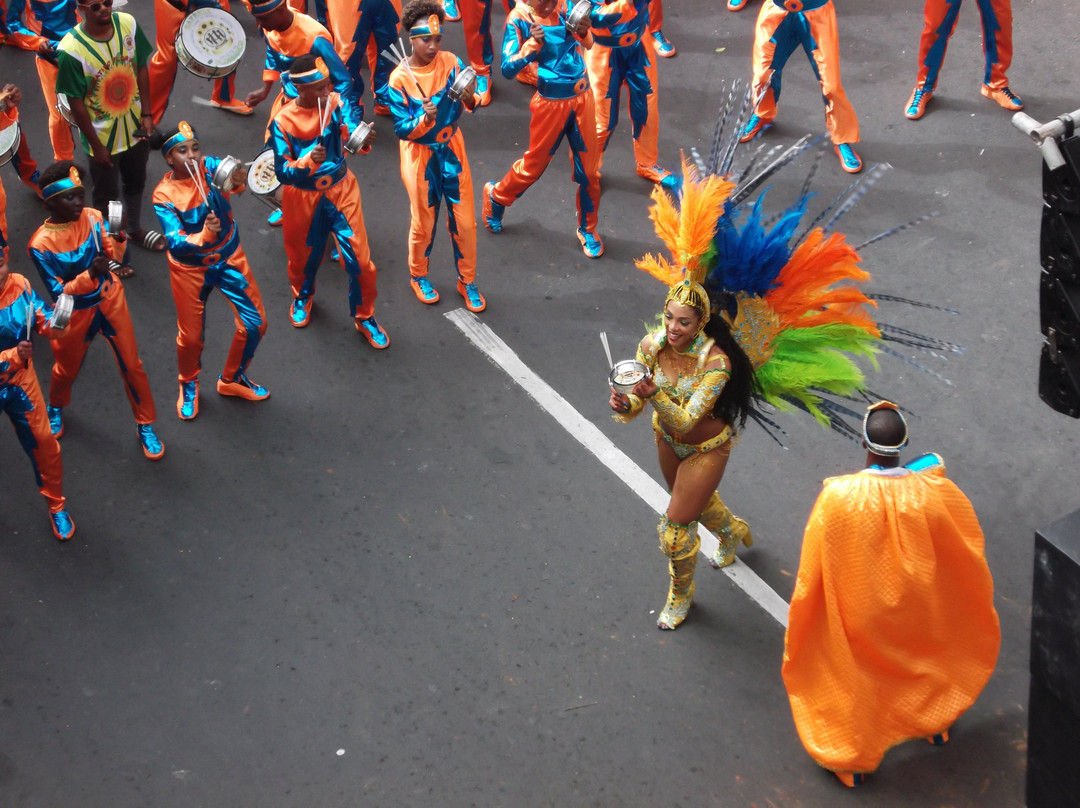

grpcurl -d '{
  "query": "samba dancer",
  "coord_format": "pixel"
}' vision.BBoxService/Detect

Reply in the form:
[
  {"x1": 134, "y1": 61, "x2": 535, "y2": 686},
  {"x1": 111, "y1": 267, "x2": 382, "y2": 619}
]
[
  {"x1": 0, "y1": 253, "x2": 74, "y2": 541},
  {"x1": 739, "y1": 0, "x2": 863, "y2": 174},
  {"x1": 482, "y1": 0, "x2": 605, "y2": 259},
  {"x1": 151, "y1": 123, "x2": 269, "y2": 420},
  {"x1": 387, "y1": 1, "x2": 485, "y2": 312},
  {"x1": 55, "y1": 0, "x2": 166, "y2": 262},
  {"x1": 243, "y1": 0, "x2": 365, "y2": 225},
  {"x1": 28, "y1": 162, "x2": 165, "y2": 459},
  {"x1": 268, "y1": 53, "x2": 387, "y2": 348},
  {"x1": 148, "y1": 0, "x2": 254, "y2": 122}
]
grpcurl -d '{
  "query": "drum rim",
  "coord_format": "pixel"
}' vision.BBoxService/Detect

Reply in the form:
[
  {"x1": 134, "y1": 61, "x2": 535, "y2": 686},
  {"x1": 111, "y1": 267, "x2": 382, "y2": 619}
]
[
  {"x1": 175, "y1": 6, "x2": 245, "y2": 77},
  {"x1": 246, "y1": 150, "x2": 280, "y2": 195}
]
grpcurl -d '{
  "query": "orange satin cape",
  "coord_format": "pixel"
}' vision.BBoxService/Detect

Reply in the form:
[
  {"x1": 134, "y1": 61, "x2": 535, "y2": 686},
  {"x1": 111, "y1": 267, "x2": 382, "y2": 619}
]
[{"x1": 781, "y1": 458, "x2": 1000, "y2": 774}]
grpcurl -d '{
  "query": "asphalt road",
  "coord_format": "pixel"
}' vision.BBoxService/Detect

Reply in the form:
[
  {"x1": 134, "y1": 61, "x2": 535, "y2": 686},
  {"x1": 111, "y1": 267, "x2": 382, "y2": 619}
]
[{"x1": 2, "y1": 1, "x2": 1079, "y2": 806}]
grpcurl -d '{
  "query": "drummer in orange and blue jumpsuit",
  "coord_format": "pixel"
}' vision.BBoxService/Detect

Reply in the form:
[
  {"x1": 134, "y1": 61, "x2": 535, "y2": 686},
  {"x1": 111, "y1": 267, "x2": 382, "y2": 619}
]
[
  {"x1": 28, "y1": 162, "x2": 165, "y2": 460},
  {"x1": 152, "y1": 122, "x2": 269, "y2": 421},
  {"x1": 387, "y1": 4, "x2": 485, "y2": 312},
  {"x1": 586, "y1": 0, "x2": 676, "y2": 190},
  {"x1": 905, "y1": 0, "x2": 1022, "y2": 120},
  {"x1": 148, "y1": 0, "x2": 255, "y2": 122},
  {"x1": 0, "y1": 88, "x2": 43, "y2": 261},
  {"x1": 739, "y1": 0, "x2": 863, "y2": 174},
  {"x1": 482, "y1": 0, "x2": 604, "y2": 259},
  {"x1": 324, "y1": 0, "x2": 401, "y2": 115},
  {"x1": 4, "y1": 0, "x2": 78, "y2": 162},
  {"x1": 268, "y1": 54, "x2": 388, "y2": 348},
  {"x1": 0, "y1": 255, "x2": 74, "y2": 541}
]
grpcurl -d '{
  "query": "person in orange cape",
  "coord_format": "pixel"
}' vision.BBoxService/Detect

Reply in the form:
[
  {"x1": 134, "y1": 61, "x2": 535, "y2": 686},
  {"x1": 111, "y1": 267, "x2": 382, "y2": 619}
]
[{"x1": 782, "y1": 401, "x2": 1000, "y2": 788}]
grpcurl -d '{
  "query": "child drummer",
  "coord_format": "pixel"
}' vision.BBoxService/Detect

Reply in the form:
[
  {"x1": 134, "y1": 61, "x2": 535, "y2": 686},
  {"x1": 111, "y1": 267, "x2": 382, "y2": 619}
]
[
  {"x1": 482, "y1": 0, "x2": 604, "y2": 258},
  {"x1": 386, "y1": 0, "x2": 486, "y2": 312},
  {"x1": 27, "y1": 162, "x2": 165, "y2": 460},
  {"x1": 151, "y1": 122, "x2": 270, "y2": 420},
  {"x1": 267, "y1": 53, "x2": 388, "y2": 348}
]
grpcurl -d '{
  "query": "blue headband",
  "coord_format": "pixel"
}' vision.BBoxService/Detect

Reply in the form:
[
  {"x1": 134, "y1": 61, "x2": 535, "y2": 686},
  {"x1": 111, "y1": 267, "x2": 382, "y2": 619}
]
[
  {"x1": 291, "y1": 57, "x2": 330, "y2": 85},
  {"x1": 250, "y1": 0, "x2": 287, "y2": 15},
  {"x1": 163, "y1": 121, "x2": 198, "y2": 154},
  {"x1": 43, "y1": 166, "x2": 83, "y2": 200}
]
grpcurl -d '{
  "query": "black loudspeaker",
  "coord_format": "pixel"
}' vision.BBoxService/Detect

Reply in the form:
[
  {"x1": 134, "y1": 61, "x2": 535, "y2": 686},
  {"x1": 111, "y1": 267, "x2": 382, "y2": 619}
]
[
  {"x1": 1039, "y1": 134, "x2": 1080, "y2": 417},
  {"x1": 1027, "y1": 509, "x2": 1080, "y2": 807}
]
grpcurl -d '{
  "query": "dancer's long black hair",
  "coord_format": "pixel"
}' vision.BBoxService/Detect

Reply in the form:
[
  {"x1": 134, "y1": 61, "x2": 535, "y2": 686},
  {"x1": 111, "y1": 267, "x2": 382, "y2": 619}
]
[{"x1": 702, "y1": 307, "x2": 757, "y2": 430}]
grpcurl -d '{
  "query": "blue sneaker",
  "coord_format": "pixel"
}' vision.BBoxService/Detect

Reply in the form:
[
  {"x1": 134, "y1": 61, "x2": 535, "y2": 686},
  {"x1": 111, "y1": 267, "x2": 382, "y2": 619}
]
[
  {"x1": 177, "y1": 380, "x2": 199, "y2": 420},
  {"x1": 410, "y1": 276, "x2": 440, "y2": 304},
  {"x1": 482, "y1": 182, "x2": 504, "y2": 233},
  {"x1": 576, "y1": 228, "x2": 605, "y2": 259},
  {"x1": 905, "y1": 86, "x2": 932, "y2": 120},
  {"x1": 834, "y1": 143, "x2": 863, "y2": 174},
  {"x1": 650, "y1": 30, "x2": 675, "y2": 58},
  {"x1": 443, "y1": 0, "x2": 461, "y2": 20},
  {"x1": 355, "y1": 316, "x2": 390, "y2": 349},
  {"x1": 217, "y1": 373, "x2": 270, "y2": 401},
  {"x1": 46, "y1": 405, "x2": 64, "y2": 438},
  {"x1": 738, "y1": 113, "x2": 768, "y2": 143},
  {"x1": 290, "y1": 296, "x2": 312, "y2": 328},
  {"x1": 457, "y1": 280, "x2": 486, "y2": 312},
  {"x1": 267, "y1": 208, "x2": 283, "y2": 227},
  {"x1": 50, "y1": 509, "x2": 75, "y2": 541},
  {"x1": 137, "y1": 423, "x2": 165, "y2": 460},
  {"x1": 475, "y1": 73, "x2": 491, "y2": 106}
]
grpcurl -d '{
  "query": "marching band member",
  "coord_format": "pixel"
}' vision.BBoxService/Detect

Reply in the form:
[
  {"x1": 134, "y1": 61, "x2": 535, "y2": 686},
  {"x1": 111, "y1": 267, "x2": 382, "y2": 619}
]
[
  {"x1": 152, "y1": 123, "x2": 269, "y2": 420},
  {"x1": 739, "y1": 0, "x2": 863, "y2": 174},
  {"x1": 324, "y1": 0, "x2": 402, "y2": 115},
  {"x1": 148, "y1": 0, "x2": 254, "y2": 123},
  {"x1": 483, "y1": 0, "x2": 604, "y2": 259},
  {"x1": 0, "y1": 253, "x2": 74, "y2": 541},
  {"x1": 268, "y1": 53, "x2": 387, "y2": 348},
  {"x1": 28, "y1": 162, "x2": 165, "y2": 460},
  {"x1": 387, "y1": 1, "x2": 485, "y2": 312},
  {"x1": 586, "y1": 0, "x2": 676, "y2": 189},
  {"x1": 0, "y1": 86, "x2": 42, "y2": 260}
]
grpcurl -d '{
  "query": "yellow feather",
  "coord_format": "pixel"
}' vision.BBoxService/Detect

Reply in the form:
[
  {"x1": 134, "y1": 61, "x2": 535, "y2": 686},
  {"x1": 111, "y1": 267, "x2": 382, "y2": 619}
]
[
  {"x1": 648, "y1": 186, "x2": 680, "y2": 256},
  {"x1": 675, "y1": 160, "x2": 735, "y2": 284},
  {"x1": 635, "y1": 253, "x2": 682, "y2": 287}
]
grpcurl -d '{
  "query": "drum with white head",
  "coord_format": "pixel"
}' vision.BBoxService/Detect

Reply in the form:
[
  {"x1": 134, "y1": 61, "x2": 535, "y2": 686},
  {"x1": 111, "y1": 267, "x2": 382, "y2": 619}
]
[
  {"x1": 106, "y1": 201, "x2": 123, "y2": 236},
  {"x1": 49, "y1": 294, "x2": 74, "y2": 331},
  {"x1": 211, "y1": 155, "x2": 243, "y2": 193},
  {"x1": 565, "y1": 0, "x2": 592, "y2": 33},
  {"x1": 448, "y1": 66, "x2": 477, "y2": 102},
  {"x1": 0, "y1": 122, "x2": 21, "y2": 167},
  {"x1": 176, "y1": 7, "x2": 246, "y2": 79},
  {"x1": 246, "y1": 149, "x2": 281, "y2": 209},
  {"x1": 609, "y1": 359, "x2": 650, "y2": 395},
  {"x1": 344, "y1": 122, "x2": 374, "y2": 154}
]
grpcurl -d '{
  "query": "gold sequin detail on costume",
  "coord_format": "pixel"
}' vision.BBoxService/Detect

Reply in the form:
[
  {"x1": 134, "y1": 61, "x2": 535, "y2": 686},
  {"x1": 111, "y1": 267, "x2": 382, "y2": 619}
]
[{"x1": 730, "y1": 293, "x2": 782, "y2": 370}]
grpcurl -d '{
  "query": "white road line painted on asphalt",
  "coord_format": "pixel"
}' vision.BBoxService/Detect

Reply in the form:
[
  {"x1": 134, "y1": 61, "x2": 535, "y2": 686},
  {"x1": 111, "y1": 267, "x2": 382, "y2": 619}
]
[{"x1": 446, "y1": 308, "x2": 790, "y2": 628}]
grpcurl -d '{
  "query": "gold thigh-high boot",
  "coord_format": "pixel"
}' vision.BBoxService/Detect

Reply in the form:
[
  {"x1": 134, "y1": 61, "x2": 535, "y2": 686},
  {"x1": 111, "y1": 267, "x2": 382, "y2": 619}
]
[
  {"x1": 657, "y1": 517, "x2": 700, "y2": 630},
  {"x1": 701, "y1": 492, "x2": 753, "y2": 569}
]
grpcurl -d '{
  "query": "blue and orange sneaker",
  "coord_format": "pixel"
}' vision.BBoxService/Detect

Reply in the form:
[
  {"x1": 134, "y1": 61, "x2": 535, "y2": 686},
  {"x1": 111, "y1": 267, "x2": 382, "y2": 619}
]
[
  {"x1": 355, "y1": 316, "x2": 390, "y2": 349},
  {"x1": 905, "y1": 86, "x2": 932, "y2": 120},
  {"x1": 267, "y1": 208, "x2": 283, "y2": 227},
  {"x1": 738, "y1": 113, "x2": 768, "y2": 143},
  {"x1": 834, "y1": 143, "x2": 863, "y2": 174},
  {"x1": 137, "y1": 423, "x2": 165, "y2": 460},
  {"x1": 411, "y1": 276, "x2": 440, "y2": 304},
  {"x1": 727, "y1": 0, "x2": 751, "y2": 9},
  {"x1": 576, "y1": 228, "x2": 605, "y2": 259},
  {"x1": 835, "y1": 772, "x2": 866, "y2": 788},
  {"x1": 475, "y1": 73, "x2": 491, "y2": 106},
  {"x1": 443, "y1": 0, "x2": 461, "y2": 20},
  {"x1": 457, "y1": 280, "x2": 486, "y2": 312},
  {"x1": 177, "y1": 380, "x2": 199, "y2": 420},
  {"x1": 482, "y1": 182, "x2": 504, "y2": 233},
  {"x1": 290, "y1": 296, "x2": 312, "y2": 328},
  {"x1": 650, "y1": 30, "x2": 675, "y2": 58},
  {"x1": 46, "y1": 405, "x2": 64, "y2": 438},
  {"x1": 217, "y1": 374, "x2": 270, "y2": 401},
  {"x1": 50, "y1": 509, "x2": 75, "y2": 541},
  {"x1": 981, "y1": 84, "x2": 1023, "y2": 111},
  {"x1": 927, "y1": 730, "x2": 950, "y2": 746}
]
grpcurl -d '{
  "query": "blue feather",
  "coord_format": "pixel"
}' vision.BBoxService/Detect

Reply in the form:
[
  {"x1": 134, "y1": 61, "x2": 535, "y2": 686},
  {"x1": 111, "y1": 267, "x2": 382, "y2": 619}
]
[{"x1": 707, "y1": 193, "x2": 808, "y2": 297}]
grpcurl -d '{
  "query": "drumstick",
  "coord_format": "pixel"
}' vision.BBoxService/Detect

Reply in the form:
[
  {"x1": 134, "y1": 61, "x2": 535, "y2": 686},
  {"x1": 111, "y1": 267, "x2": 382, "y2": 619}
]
[
  {"x1": 184, "y1": 160, "x2": 209, "y2": 205},
  {"x1": 385, "y1": 40, "x2": 428, "y2": 99},
  {"x1": 25, "y1": 298, "x2": 33, "y2": 340}
]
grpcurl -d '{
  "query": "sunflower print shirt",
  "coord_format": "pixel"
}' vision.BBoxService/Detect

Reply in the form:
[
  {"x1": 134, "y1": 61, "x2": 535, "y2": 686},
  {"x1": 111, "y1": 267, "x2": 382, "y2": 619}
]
[{"x1": 55, "y1": 12, "x2": 152, "y2": 156}]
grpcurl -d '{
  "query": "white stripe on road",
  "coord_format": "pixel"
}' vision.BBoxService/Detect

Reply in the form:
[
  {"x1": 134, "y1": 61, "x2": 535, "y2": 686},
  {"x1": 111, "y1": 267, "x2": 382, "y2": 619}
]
[{"x1": 446, "y1": 308, "x2": 790, "y2": 628}]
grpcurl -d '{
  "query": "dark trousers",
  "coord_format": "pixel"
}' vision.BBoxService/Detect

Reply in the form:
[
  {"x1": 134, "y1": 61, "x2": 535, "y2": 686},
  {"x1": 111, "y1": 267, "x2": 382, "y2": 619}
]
[{"x1": 87, "y1": 140, "x2": 150, "y2": 232}]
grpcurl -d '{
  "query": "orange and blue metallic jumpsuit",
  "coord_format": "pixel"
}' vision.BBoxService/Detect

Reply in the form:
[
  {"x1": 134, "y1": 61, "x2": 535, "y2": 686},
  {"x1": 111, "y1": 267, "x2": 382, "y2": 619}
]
[
  {"x1": 269, "y1": 92, "x2": 379, "y2": 319},
  {"x1": 147, "y1": 0, "x2": 248, "y2": 124},
  {"x1": 492, "y1": 0, "x2": 601, "y2": 235},
  {"x1": 260, "y1": 10, "x2": 366, "y2": 132},
  {"x1": 915, "y1": 0, "x2": 1014, "y2": 94},
  {"x1": 586, "y1": 0, "x2": 661, "y2": 169},
  {"x1": 4, "y1": 0, "x2": 77, "y2": 162},
  {"x1": 152, "y1": 155, "x2": 268, "y2": 386},
  {"x1": 387, "y1": 50, "x2": 477, "y2": 285},
  {"x1": 748, "y1": 0, "x2": 859, "y2": 147},
  {"x1": 1, "y1": 271, "x2": 65, "y2": 514},
  {"x1": 324, "y1": 0, "x2": 401, "y2": 111},
  {"x1": 28, "y1": 209, "x2": 157, "y2": 425}
]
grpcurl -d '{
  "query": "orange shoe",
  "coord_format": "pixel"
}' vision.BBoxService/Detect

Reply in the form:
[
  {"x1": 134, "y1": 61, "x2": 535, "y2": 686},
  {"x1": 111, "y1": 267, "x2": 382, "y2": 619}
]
[
  {"x1": 211, "y1": 97, "x2": 254, "y2": 116},
  {"x1": 177, "y1": 379, "x2": 199, "y2": 420},
  {"x1": 355, "y1": 316, "x2": 390, "y2": 349},
  {"x1": 50, "y1": 510, "x2": 75, "y2": 541},
  {"x1": 927, "y1": 730, "x2": 950, "y2": 746},
  {"x1": 411, "y1": 275, "x2": 440, "y2": 304},
  {"x1": 981, "y1": 84, "x2": 1023, "y2": 111},
  {"x1": 834, "y1": 772, "x2": 866, "y2": 788},
  {"x1": 216, "y1": 374, "x2": 270, "y2": 401},
  {"x1": 905, "y1": 86, "x2": 932, "y2": 120},
  {"x1": 457, "y1": 280, "x2": 486, "y2": 312}
]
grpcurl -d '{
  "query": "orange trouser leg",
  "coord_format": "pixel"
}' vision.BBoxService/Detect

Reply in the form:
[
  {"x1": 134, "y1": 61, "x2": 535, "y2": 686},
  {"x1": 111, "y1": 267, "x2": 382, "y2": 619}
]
[
  {"x1": 915, "y1": 0, "x2": 963, "y2": 92},
  {"x1": 589, "y1": 40, "x2": 661, "y2": 167},
  {"x1": 327, "y1": 173, "x2": 379, "y2": 320},
  {"x1": 47, "y1": 308, "x2": 95, "y2": 409},
  {"x1": 648, "y1": 0, "x2": 663, "y2": 33},
  {"x1": 282, "y1": 185, "x2": 327, "y2": 303},
  {"x1": 36, "y1": 59, "x2": 73, "y2": 161},
  {"x1": 805, "y1": 5, "x2": 859, "y2": 145},
  {"x1": 148, "y1": 0, "x2": 184, "y2": 125},
  {"x1": 748, "y1": 2, "x2": 789, "y2": 124},
  {"x1": 400, "y1": 141, "x2": 438, "y2": 278},
  {"x1": 588, "y1": 44, "x2": 616, "y2": 157},
  {"x1": 493, "y1": 92, "x2": 601, "y2": 233},
  {"x1": 4, "y1": 372, "x2": 65, "y2": 512},
  {"x1": 170, "y1": 265, "x2": 209, "y2": 382},
  {"x1": 0, "y1": 173, "x2": 7, "y2": 259},
  {"x1": 460, "y1": 0, "x2": 494, "y2": 76},
  {"x1": 978, "y1": 0, "x2": 1012, "y2": 89}
]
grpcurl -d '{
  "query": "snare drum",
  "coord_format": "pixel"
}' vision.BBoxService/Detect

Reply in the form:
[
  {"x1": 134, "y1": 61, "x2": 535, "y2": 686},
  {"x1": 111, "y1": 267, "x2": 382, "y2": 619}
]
[
  {"x1": 107, "y1": 201, "x2": 123, "y2": 236},
  {"x1": 246, "y1": 149, "x2": 280, "y2": 205},
  {"x1": 176, "y1": 7, "x2": 246, "y2": 79},
  {"x1": 212, "y1": 155, "x2": 243, "y2": 193},
  {"x1": 344, "y1": 122, "x2": 374, "y2": 154},
  {"x1": 56, "y1": 93, "x2": 77, "y2": 126},
  {"x1": 448, "y1": 66, "x2": 477, "y2": 102},
  {"x1": 49, "y1": 294, "x2": 74, "y2": 331},
  {"x1": 565, "y1": 0, "x2": 592, "y2": 33},
  {"x1": 0, "y1": 122, "x2": 20, "y2": 167}
]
